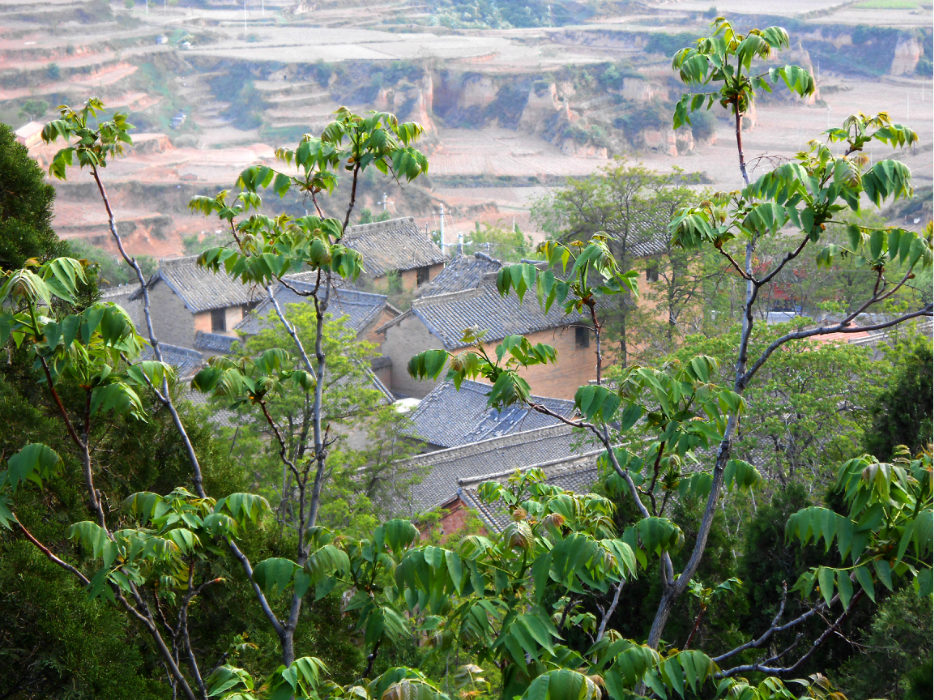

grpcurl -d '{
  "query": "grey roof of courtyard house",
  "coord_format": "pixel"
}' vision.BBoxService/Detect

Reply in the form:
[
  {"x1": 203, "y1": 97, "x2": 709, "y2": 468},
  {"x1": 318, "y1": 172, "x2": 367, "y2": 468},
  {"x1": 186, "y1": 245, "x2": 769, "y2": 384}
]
[
  {"x1": 408, "y1": 379, "x2": 576, "y2": 449},
  {"x1": 139, "y1": 342, "x2": 205, "y2": 380},
  {"x1": 458, "y1": 451, "x2": 604, "y2": 532},
  {"x1": 379, "y1": 263, "x2": 593, "y2": 349},
  {"x1": 343, "y1": 217, "x2": 445, "y2": 278},
  {"x1": 234, "y1": 279, "x2": 396, "y2": 336},
  {"x1": 193, "y1": 331, "x2": 241, "y2": 354},
  {"x1": 419, "y1": 253, "x2": 501, "y2": 297},
  {"x1": 395, "y1": 423, "x2": 602, "y2": 516},
  {"x1": 130, "y1": 256, "x2": 260, "y2": 313}
]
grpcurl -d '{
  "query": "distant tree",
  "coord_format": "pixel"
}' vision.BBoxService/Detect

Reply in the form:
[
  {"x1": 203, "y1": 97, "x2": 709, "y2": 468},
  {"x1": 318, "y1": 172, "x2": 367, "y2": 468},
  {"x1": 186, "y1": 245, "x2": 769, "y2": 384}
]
[
  {"x1": 532, "y1": 160, "x2": 699, "y2": 363},
  {"x1": 18, "y1": 99, "x2": 49, "y2": 122},
  {"x1": 863, "y1": 335, "x2": 933, "y2": 459},
  {"x1": 0, "y1": 123, "x2": 67, "y2": 270},
  {"x1": 216, "y1": 304, "x2": 420, "y2": 537},
  {"x1": 835, "y1": 589, "x2": 933, "y2": 700},
  {"x1": 465, "y1": 221, "x2": 532, "y2": 262},
  {"x1": 46, "y1": 63, "x2": 61, "y2": 80},
  {"x1": 67, "y1": 238, "x2": 156, "y2": 287}
]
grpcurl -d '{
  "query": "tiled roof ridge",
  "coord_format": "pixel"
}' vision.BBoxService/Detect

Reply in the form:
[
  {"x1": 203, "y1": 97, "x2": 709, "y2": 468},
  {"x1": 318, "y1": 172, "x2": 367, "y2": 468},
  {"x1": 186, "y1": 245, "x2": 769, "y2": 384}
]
[
  {"x1": 401, "y1": 424, "x2": 575, "y2": 467},
  {"x1": 344, "y1": 216, "x2": 416, "y2": 238},
  {"x1": 457, "y1": 449, "x2": 603, "y2": 487},
  {"x1": 412, "y1": 286, "x2": 484, "y2": 308},
  {"x1": 157, "y1": 255, "x2": 201, "y2": 268},
  {"x1": 154, "y1": 342, "x2": 204, "y2": 359},
  {"x1": 100, "y1": 284, "x2": 139, "y2": 297}
]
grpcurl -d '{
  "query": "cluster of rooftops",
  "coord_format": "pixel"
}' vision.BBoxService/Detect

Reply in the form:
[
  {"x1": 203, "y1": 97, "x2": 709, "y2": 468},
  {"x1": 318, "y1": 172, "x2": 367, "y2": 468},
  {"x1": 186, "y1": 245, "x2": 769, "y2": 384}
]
[{"x1": 101, "y1": 215, "x2": 920, "y2": 535}]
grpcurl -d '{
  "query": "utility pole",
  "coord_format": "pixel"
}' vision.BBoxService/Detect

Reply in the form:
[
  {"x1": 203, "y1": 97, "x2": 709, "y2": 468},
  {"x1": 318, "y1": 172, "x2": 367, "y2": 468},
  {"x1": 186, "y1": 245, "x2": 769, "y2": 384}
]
[
  {"x1": 907, "y1": 89, "x2": 910, "y2": 121},
  {"x1": 439, "y1": 204, "x2": 445, "y2": 254},
  {"x1": 243, "y1": 0, "x2": 247, "y2": 37}
]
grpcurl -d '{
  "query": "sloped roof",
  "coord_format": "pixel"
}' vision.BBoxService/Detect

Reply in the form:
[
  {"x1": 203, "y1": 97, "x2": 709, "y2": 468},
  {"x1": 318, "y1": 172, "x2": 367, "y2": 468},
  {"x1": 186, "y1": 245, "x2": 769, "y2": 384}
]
[
  {"x1": 403, "y1": 276, "x2": 587, "y2": 349},
  {"x1": 193, "y1": 331, "x2": 241, "y2": 354},
  {"x1": 420, "y1": 253, "x2": 501, "y2": 297},
  {"x1": 409, "y1": 379, "x2": 576, "y2": 449},
  {"x1": 139, "y1": 343, "x2": 204, "y2": 380},
  {"x1": 343, "y1": 217, "x2": 445, "y2": 277},
  {"x1": 382, "y1": 253, "x2": 622, "y2": 348},
  {"x1": 459, "y1": 452, "x2": 603, "y2": 532},
  {"x1": 394, "y1": 424, "x2": 598, "y2": 516},
  {"x1": 100, "y1": 284, "x2": 143, "y2": 328},
  {"x1": 131, "y1": 256, "x2": 259, "y2": 314},
  {"x1": 234, "y1": 279, "x2": 394, "y2": 336}
]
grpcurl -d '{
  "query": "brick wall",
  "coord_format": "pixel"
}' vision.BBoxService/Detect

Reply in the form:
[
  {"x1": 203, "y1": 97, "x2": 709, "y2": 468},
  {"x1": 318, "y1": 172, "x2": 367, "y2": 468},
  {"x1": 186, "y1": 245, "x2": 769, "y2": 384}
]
[
  {"x1": 361, "y1": 307, "x2": 398, "y2": 344},
  {"x1": 147, "y1": 280, "x2": 195, "y2": 347},
  {"x1": 418, "y1": 496, "x2": 484, "y2": 542},
  {"x1": 509, "y1": 326, "x2": 599, "y2": 399},
  {"x1": 379, "y1": 313, "x2": 444, "y2": 397}
]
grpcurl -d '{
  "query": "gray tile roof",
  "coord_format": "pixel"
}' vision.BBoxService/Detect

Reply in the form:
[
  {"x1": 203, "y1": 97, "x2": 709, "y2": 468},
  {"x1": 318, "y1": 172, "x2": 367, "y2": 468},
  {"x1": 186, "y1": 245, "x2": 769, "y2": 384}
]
[
  {"x1": 394, "y1": 424, "x2": 599, "y2": 516},
  {"x1": 380, "y1": 253, "x2": 628, "y2": 348},
  {"x1": 193, "y1": 331, "x2": 241, "y2": 354},
  {"x1": 459, "y1": 452, "x2": 603, "y2": 532},
  {"x1": 403, "y1": 274, "x2": 588, "y2": 350},
  {"x1": 419, "y1": 253, "x2": 501, "y2": 297},
  {"x1": 408, "y1": 379, "x2": 576, "y2": 448},
  {"x1": 139, "y1": 343, "x2": 205, "y2": 380},
  {"x1": 343, "y1": 216, "x2": 445, "y2": 278},
  {"x1": 234, "y1": 280, "x2": 393, "y2": 337},
  {"x1": 131, "y1": 256, "x2": 260, "y2": 314}
]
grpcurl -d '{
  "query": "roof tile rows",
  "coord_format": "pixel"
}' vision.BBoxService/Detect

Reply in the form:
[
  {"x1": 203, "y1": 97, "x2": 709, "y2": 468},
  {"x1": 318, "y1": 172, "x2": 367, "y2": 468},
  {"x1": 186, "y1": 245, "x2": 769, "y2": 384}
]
[
  {"x1": 343, "y1": 217, "x2": 445, "y2": 278},
  {"x1": 395, "y1": 424, "x2": 599, "y2": 515},
  {"x1": 131, "y1": 255, "x2": 260, "y2": 314},
  {"x1": 419, "y1": 253, "x2": 501, "y2": 297},
  {"x1": 459, "y1": 454, "x2": 603, "y2": 532},
  {"x1": 234, "y1": 279, "x2": 394, "y2": 337},
  {"x1": 139, "y1": 342, "x2": 205, "y2": 380},
  {"x1": 409, "y1": 379, "x2": 576, "y2": 449},
  {"x1": 193, "y1": 331, "x2": 241, "y2": 354}
]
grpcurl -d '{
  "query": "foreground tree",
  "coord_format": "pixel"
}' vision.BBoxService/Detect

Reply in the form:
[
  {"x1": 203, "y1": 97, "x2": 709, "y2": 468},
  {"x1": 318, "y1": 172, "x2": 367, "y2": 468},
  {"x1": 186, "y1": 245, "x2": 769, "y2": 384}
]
[
  {"x1": 411, "y1": 12, "x2": 932, "y2": 685},
  {"x1": 0, "y1": 123, "x2": 68, "y2": 270},
  {"x1": 0, "y1": 16, "x2": 931, "y2": 700}
]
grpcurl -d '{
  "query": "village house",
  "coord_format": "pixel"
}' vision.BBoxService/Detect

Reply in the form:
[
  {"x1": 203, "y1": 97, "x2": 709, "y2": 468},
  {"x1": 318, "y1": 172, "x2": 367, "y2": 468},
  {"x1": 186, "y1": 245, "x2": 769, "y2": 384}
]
[
  {"x1": 233, "y1": 277, "x2": 399, "y2": 344},
  {"x1": 13, "y1": 121, "x2": 44, "y2": 149},
  {"x1": 343, "y1": 216, "x2": 445, "y2": 292},
  {"x1": 128, "y1": 256, "x2": 261, "y2": 348},
  {"x1": 376, "y1": 253, "x2": 602, "y2": 399},
  {"x1": 407, "y1": 378, "x2": 575, "y2": 451},
  {"x1": 388, "y1": 424, "x2": 603, "y2": 538}
]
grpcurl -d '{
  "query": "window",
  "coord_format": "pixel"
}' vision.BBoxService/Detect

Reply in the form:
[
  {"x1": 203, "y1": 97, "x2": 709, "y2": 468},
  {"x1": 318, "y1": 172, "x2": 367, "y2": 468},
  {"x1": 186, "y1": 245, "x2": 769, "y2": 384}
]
[
  {"x1": 211, "y1": 308, "x2": 226, "y2": 332},
  {"x1": 575, "y1": 325, "x2": 590, "y2": 349},
  {"x1": 416, "y1": 265, "x2": 430, "y2": 286},
  {"x1": 646, "y1": 264, "x2": 659, "y2": 283}
]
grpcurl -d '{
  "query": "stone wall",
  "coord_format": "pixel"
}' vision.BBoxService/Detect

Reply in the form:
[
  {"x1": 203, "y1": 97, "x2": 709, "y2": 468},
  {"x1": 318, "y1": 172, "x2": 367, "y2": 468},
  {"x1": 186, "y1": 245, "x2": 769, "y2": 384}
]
[{"x1": 147, "y1": 280, "x2": 195, "y2": 348}]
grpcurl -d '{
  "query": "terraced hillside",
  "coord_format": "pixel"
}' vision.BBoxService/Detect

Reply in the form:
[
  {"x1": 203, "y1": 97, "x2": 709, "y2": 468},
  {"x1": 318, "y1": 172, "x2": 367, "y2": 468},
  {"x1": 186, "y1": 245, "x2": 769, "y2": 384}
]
[{"x1": 1, "y1": 0, "x2": 931, "y2": 258}]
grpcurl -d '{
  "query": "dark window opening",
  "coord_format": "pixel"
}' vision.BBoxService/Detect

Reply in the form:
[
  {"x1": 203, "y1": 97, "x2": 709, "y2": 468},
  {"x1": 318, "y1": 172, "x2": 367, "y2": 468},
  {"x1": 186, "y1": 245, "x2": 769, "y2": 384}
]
[
  {"x1": 575, "y1": 325, "x2": 590, "y2": 349},
  {"x1": 416, "y1": 265, "x2": 430, "y2": 286},
  {"x1": 646, "y1": 264, "x2": 659, "y2": 283},
  {"x1": 211, "y1": 308, "x2": 226, "y2": 332}
]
